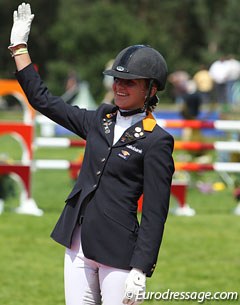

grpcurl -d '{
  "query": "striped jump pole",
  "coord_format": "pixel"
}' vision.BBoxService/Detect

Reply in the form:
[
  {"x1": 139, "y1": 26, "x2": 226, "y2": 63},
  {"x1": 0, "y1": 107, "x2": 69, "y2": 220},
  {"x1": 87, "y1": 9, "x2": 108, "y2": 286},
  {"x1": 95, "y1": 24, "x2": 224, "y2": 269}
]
[
  {"x1": 35, "y1": 137, "x2": 240, "y2": 153},
  {"x1": 157, "y1": 119, "x2": 240, "y2": 131},
  {"x1": 175, "y1": 162, "x2": 240, "y2": 172},
  {"x1": 174, "y1": 141, "x2": 240, "y2": 152},
  {"x1": 34, "y1": 137, "x2": 86, "y2": 148},
  {"x1": 33, "y1": 159, "x2": 82, "y2": 180},
  {"x1": 34, "y1": 160, "x2": 240, "y2": 172}
]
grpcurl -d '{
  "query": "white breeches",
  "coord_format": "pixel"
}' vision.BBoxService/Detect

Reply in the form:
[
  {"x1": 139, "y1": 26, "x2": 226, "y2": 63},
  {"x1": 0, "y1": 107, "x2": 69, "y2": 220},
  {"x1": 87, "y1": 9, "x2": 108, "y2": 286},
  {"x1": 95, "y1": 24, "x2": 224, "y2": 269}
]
[{"x1": 64, "y1": 225, "x2": 130, "y2": 305}]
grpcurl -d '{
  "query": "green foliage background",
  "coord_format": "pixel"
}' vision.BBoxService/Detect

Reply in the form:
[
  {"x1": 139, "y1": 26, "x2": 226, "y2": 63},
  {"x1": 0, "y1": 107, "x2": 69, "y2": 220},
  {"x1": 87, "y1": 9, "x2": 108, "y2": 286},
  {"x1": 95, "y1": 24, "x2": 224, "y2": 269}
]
[{"x1": 0, "y1": 0, "x2": 240, "y2": 102}]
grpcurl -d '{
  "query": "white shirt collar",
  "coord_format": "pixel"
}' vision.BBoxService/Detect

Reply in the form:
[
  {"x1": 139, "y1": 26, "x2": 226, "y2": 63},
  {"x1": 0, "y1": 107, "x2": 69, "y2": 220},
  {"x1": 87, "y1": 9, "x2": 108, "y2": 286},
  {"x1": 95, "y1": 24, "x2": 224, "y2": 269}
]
[{"x1": 116, "y1": 110, "x2": 146, "y2": 126}]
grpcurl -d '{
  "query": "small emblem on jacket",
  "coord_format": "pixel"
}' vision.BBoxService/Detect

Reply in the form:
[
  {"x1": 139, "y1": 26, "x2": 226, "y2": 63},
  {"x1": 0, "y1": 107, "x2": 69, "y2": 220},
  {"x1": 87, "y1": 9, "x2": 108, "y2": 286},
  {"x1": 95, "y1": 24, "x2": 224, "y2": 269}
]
[
  {"x1": 105, "y1": 109, "x2": 117, "y2": 119},
  {"x1": 120, "y1": 132, "x2": 135, "y2": 143},
  {"x1": 106, "y1": 112, "x2": 116, "y2": 119},
  {"x1": 118, "y1": 150, "x2": 130, "y2": 160},
  {"x1": 102, "y1": 117, "x2": 113, "y2": 134}
]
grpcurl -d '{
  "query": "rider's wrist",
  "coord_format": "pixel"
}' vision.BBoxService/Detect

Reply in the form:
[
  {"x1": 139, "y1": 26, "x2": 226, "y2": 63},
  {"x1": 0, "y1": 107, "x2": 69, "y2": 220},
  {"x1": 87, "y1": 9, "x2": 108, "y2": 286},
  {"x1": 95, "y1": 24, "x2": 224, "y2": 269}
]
[{"x1": 9, "y1": 46, "x2": 28, "y2": 57}]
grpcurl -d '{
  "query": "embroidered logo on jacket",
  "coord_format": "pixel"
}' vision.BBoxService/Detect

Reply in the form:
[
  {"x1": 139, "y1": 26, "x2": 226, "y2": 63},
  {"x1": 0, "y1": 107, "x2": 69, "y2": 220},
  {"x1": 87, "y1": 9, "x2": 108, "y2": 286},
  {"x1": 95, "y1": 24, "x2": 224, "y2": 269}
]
[
  {"x1": 118, "y1": 150, "x2": 131, "y2": 160},
  {"x1": 126, "y1": 145, "x2": 143, "y2": 154}
]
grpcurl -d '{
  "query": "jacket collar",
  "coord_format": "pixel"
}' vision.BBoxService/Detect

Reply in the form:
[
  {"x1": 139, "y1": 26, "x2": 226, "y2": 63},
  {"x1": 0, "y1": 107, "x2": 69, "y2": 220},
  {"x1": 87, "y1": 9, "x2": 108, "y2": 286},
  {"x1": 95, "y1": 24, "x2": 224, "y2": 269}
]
[
  {"x1": 114, "y1": 112, "x2": 156, "y2": 147},
  {"x1": 142, "y1": 112, "x2": 157, "y2": 132}
]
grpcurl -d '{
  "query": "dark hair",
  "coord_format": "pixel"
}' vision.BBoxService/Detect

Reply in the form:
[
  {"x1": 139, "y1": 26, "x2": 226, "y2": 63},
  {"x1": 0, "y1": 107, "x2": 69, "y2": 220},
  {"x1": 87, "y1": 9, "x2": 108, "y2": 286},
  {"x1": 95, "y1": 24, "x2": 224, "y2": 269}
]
[{"x1": 144, "y1": 79, "x2": 159, "y2": 112}]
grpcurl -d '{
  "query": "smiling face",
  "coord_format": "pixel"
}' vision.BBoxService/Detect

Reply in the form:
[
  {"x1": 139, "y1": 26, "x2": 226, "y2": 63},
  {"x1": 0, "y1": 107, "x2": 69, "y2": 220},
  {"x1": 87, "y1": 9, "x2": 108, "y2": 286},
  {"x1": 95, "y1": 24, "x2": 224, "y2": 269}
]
[{"x1": 112, "y1": 78, "x2": 149, "y2": 110}]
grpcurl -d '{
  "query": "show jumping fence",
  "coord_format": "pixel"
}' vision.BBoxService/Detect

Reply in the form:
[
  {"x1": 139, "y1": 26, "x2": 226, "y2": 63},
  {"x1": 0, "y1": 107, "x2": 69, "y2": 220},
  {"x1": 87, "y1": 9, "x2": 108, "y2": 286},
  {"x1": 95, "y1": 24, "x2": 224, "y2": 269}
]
[{"x1": 1, "y1": 82, "x2": 240, "y2": 216}]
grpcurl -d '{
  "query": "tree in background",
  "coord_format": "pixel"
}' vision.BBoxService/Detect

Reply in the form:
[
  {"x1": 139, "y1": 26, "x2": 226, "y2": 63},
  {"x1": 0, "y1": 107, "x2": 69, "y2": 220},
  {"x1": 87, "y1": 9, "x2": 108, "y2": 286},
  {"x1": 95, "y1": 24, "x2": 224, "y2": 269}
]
[
  {"x1": 0, "y1": 0, "x2": 239, "y2": 103},
  {"x1": 46, "y1": 0, "x2": 149, "y2": 99}
]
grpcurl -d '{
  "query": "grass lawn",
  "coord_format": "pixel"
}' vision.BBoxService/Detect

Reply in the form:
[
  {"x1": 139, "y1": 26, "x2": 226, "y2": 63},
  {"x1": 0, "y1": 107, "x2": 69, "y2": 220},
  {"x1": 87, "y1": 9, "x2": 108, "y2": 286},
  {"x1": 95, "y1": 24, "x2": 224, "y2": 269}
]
[{"x1": 0, "y1": 113, "x2": 240, "y2": 304}]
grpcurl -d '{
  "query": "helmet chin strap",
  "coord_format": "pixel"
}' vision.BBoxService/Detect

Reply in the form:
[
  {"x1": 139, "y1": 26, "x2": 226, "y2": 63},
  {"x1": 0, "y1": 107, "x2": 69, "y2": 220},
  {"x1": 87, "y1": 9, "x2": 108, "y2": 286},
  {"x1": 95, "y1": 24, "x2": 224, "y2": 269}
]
[
  {"x1": 143, "y1": 79, "x2": 154, "y2": 113},
  {"x1": 118, "y1": 80, "x2": 154, "y2": 117}
]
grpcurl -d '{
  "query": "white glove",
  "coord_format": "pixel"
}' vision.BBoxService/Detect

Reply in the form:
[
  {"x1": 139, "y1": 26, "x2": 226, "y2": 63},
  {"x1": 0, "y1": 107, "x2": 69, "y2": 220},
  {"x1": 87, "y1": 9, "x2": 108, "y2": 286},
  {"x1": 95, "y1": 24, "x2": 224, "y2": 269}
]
[
  {"x1": 123, "y1": 268, "x2": 146, "y2": 305},
  {"x1": 9, "y1": 2, "x2": 34, "y2": 48}
]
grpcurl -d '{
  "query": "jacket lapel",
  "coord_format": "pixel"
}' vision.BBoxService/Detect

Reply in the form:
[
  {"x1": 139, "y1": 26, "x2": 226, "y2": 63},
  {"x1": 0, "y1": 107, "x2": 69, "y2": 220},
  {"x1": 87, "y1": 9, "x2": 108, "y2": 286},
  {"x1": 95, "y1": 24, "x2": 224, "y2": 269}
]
[{"x1": 101, "y1": 110, "x2": 117, "y2": 146}]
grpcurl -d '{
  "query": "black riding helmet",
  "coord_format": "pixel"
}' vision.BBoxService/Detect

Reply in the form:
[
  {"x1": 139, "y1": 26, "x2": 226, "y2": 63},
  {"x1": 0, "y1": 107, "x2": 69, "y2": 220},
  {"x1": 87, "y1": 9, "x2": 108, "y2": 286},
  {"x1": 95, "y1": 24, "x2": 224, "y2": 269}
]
[
  {"x1": 103, "y1": 45, "x2": 168, "y2": 91},
  {"x1": 103, "y1": 45, "x2": 168, "y2": 114}
]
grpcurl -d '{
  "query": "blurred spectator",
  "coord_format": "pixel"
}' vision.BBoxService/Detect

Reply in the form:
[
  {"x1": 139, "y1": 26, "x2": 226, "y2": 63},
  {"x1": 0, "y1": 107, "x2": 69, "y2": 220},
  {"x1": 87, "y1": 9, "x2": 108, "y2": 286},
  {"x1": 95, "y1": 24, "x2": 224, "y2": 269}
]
[
  {"x1": 224, "y1": 55, "x2": 240, "y2": 105},
  {"x1": 65, "y1": 70, "x2": 80, "y2": 92},
  {"x1": 193, "y1": 65, "x2": 213, "y2": 104},
  {"x1": 168, "y1": 70, "x2": 189, "y2": 105},
  {"x1": 209, "y1": 57, "x2": 228, "y2": 106},
  {"x1": 180, "y1": 80, "x2": 202, "y2": 142},
  {"x1": 180, "y1": 80, "x2": 202, "y2": 120},
  {"x1": 62, "y1": 70, "x2": 81, "y2": 104}
]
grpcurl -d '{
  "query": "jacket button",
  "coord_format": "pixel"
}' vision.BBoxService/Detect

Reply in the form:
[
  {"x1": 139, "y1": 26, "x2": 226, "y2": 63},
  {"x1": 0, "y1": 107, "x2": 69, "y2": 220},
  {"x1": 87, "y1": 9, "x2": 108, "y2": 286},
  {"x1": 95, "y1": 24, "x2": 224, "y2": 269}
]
[
  {"x1": 101, "y1": 158, "x2": 106, "y2": 162},
  {"x1": 93, "y1": 184, "x2": 97, "y2": 188},
  {"x1": 96, "y1": 171, "x2": 101, "y2": 175}
]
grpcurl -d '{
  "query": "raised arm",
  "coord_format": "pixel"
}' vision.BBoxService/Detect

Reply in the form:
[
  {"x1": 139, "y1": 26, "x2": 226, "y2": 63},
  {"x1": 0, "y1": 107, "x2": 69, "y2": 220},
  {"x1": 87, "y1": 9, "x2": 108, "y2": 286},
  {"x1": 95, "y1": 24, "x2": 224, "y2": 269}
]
[
  {"x1": 8, "y1": 3, "x2": 95, "y2": 139},
  {"x1": 8, "y1": 2, "x2": 34, "y2": 71}
]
